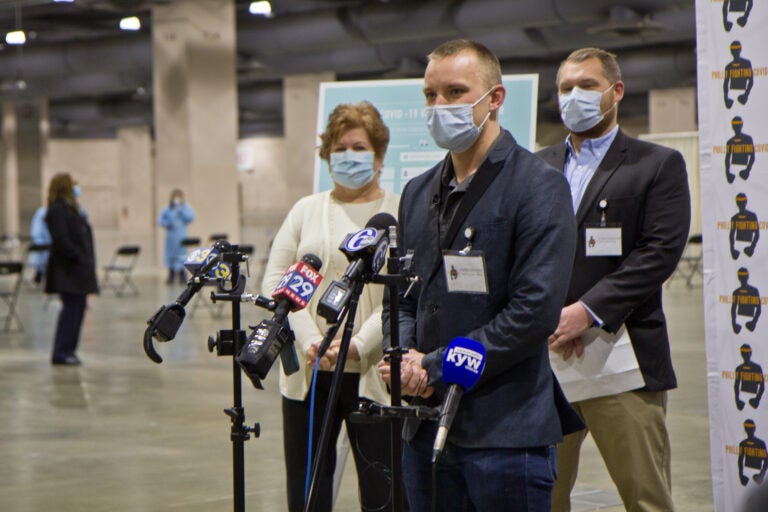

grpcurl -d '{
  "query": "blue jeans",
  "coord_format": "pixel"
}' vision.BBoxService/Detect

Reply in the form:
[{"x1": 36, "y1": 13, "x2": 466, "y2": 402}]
[{"x1": 402, "y1": 421, "x2": 556, "y2": 511}]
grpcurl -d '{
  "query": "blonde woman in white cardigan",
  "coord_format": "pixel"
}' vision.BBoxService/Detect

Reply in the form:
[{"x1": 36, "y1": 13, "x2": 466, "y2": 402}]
[{"x1": 262, "y1": 101, "x2": 399, "y2": 512}]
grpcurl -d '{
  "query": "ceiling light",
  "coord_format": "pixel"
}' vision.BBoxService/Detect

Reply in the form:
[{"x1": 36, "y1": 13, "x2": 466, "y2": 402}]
[
  {"x1": 53, "y1": 0, "x2": 75, "y2": 3},
  {"x1": 249, "y1": 1, "x2": 273, "y2": 17},
  {"x1": 5, "y1": 30, "x2": 26, "y2": 45},
  {"x1": 119, "y1": 16, "x2": 141, "y2": 31}
]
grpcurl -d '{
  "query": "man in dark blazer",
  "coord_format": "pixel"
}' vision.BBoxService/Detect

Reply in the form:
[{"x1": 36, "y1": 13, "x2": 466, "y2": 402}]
[
  {"x1": 537, "y1": 47, "x2": 691, "y2": 511},
  {"x1": 378, "y1": 39, "x2": 580, "y2": 512}
]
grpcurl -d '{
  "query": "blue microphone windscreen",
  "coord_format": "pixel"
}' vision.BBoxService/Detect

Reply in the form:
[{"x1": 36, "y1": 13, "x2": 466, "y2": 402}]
[{"x1": 441, "y1": 337, "x2": 486, "y2": 390}]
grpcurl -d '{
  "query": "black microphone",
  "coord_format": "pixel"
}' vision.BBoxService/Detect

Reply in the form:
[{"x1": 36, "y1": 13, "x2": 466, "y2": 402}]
[
  {"x1": 316, "y1": 213, "x2": 396, "y2": 323},
  {"x1": 143, "y1": 240, "x2": 232, "y2": 363},
  {"x1": 433, "y1": 338, "x2": 486, "y2": 463},
  {"x1": 236, "y1": 254, "x2": 323, "y2": 388}
]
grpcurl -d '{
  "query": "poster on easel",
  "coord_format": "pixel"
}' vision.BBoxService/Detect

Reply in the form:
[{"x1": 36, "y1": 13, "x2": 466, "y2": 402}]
[{"x1": 313, "y1": 75, "x2": 538, "y2": 195}]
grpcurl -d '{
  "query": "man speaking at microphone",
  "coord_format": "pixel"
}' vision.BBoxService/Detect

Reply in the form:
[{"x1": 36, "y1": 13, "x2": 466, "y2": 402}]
[{"x1": 378, "y1": 39, "x2": 581, "y2": 511}]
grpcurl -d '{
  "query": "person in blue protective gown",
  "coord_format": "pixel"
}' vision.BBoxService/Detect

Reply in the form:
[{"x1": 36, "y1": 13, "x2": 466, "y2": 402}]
[
  {"x1": 29, "y1": 205, "x2": 51, "y2": 284},
  {"x1": 157, "y1": 189, "x2": 195, "y2": 284}
]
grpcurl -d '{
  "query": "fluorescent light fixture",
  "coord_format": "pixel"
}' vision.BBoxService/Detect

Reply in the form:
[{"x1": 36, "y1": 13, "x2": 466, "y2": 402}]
[
  {"x1": 53, "y1": 0, "x2": 75, "y2": 3},
  {"x1": 249, "y1": 1, "x2": 272, "y2": 17},
  {"x1": 5, "y1": 30, "x2": 26, "y2": 45},
  {"x1": 119, "y1": 16, "x2": 141, "y2": 31}
]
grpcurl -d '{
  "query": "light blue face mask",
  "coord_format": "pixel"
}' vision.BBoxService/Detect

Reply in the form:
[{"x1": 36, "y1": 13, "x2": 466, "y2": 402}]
[
  {"x1": 73, "y1": 184, "x2": 81, "y2": 199},
  {"x1": 426, "y1": 87, "x2": 494, "y2": 153},
  {"x1": 558, "y1": 84, "x2": 615, "y2": 133},
  {"x1": 330, "y1": 150, "x2": 376, "y2": 189}
]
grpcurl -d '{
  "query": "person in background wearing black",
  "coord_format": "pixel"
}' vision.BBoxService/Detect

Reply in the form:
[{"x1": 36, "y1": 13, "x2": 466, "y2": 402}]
[{"x1": 45, "y1": 173, "x2": 99, "y2": 366}]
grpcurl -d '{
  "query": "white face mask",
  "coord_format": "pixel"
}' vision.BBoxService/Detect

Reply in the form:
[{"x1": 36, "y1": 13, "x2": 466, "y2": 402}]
[
  {"x1": 426, "y1": 87, "x2": 495, "y2": 153},
  {"x1": 558, "y1": 84, "x2": 616, "y2": 133}
]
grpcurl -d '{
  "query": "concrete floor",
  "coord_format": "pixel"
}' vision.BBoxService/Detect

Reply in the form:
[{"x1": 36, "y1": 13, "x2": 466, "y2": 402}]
[{"x1": 0, "y1": 270, "x2": 711, "y2": 511}]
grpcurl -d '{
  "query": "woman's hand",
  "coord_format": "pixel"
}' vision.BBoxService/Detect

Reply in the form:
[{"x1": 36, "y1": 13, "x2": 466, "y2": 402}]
[{"x1": 307, "y1": 337, "x2": 360, "y2": 370}]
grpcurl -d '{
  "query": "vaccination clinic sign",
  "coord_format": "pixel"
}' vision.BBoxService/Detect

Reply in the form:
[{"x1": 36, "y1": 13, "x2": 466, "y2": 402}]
[{"x1": 314, "y1": 75, "x2": 538, "y2": 195}]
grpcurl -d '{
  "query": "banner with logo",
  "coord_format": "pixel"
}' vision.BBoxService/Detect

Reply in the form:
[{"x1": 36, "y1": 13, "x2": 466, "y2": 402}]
[
  {"x1": 314, "y1": 75, "x2": 538, "y2": 194},
  {"x1": 697, "y1": 1, "x2": 768, "y2": 510}
]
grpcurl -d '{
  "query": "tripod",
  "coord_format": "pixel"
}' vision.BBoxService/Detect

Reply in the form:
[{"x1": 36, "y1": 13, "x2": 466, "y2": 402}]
[{"x1": 144, "y1": 244, "x2": 258, "y2": 512}]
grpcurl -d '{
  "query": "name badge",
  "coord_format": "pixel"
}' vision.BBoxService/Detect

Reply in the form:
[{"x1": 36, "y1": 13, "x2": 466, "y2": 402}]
[
  {"x1": 443, "y1": 251, "x2": 489, "y2": 294},
  {"x1": 585, "y1": 225, "x2": 622, "y2": 257}
]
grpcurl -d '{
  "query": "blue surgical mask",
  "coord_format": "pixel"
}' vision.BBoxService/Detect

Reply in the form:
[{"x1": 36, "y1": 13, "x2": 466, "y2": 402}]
[
  {"x1": 558, "y1": 84, "x2": 616, "y2": 133},
  {"x1": 73, "y1": 185, "x2": 81, "y2": 198},
  {"x1": 426, "y1": 87, "x2": 494, "y2": 153},
  {"x1": 330, "y1": 150, "x2": 376, "y2": 189}
]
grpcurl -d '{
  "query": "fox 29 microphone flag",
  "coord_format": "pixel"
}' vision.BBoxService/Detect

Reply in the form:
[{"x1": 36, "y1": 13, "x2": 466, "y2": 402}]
[
  {"x1": 271, "y1": 255, "x2": 324, "y2": 312},
  {"x1": 433, "y1": 337, "x2": 486, "y2": 462}
]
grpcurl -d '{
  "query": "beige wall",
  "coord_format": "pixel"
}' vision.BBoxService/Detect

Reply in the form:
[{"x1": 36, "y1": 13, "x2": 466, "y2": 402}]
[{"x1": 46, "y1": 139, "x2": 121, "y2": 230}]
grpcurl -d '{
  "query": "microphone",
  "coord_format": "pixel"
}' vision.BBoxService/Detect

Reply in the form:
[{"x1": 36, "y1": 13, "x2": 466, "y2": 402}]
[
  {"x1": 432, "y1": 337, "x2": 486, "y2": 463},
  {"x1": 143, "y1": 240, "x2": 233, "y2": 363},
  {"x1": 236, "y1": 254, "x2": 323, "y2": 388},
  {"x1": 316, "y1": 213, "x2": 396, "y2": 322},
  {"x1": 339, "y1": 212, "x2": 395, "y2": 279},
  {"x1": 270, "y1": 253, "x2": 324, "y2": 321},
  {"x1": 183, "y1": 241, "x2": 233, "y2": 280}
]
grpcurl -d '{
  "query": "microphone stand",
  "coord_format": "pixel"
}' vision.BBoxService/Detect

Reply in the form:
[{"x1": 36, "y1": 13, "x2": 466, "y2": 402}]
[
  {"x1": 207, "y1": 247, "x2": 260, "y2": 512},
  {"x1": 303, "y1": 278, "x2": 363, "y2": 512},
  {"x1": 369, "y1": 232, "x2": 408, "y2": 512}
]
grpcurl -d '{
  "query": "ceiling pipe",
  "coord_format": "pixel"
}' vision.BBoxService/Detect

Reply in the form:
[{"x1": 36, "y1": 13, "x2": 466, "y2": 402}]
[{"x1": 0, "y1": 0, "x2": 696, "y2": 137}]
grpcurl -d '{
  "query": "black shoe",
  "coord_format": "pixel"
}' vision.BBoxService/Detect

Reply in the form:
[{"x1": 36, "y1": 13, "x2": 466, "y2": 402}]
[{"x1": 52, "y1": 355, "x2": 82, "y2": 366}]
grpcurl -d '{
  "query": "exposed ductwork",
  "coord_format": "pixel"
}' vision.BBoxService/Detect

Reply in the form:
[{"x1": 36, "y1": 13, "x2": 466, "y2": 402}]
[{"x1": 0, "y1": 0, "x2": 697, "y2": 138}]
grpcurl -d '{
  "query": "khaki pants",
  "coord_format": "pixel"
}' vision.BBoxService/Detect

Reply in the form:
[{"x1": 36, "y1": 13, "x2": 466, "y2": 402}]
[{"x1": 552, "y1": 390, "x2": 673, "y2": 512}]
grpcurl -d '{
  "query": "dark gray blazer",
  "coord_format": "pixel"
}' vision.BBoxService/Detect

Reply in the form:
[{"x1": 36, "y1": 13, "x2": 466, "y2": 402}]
[
  {"x1": 537, "y1": 129, "x2": 691, "y2": 392},
  {"x1": 384, "y1": 130, "x2": 581, "y2": 448}
]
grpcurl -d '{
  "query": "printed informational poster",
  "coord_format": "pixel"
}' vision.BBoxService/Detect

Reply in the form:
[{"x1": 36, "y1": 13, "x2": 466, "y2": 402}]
[
  {"x1": 314, "y1": 75, "x2": 538, "y2": 194},
  {"x1": 696, "y1": 1, "x2": 768, "y2": 510}
]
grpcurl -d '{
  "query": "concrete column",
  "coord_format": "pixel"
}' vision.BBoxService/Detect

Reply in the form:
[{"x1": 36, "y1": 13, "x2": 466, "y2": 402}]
[
  {"x1": 239, "y1": 72, "x2": 334, "y2": 264},
  {"x1": 1, "y1": 102, "x2": 19, "y2": 240},
  {"x1": 649, "y1": 87, "x2": 697, "y2": 133},
  {"x1": 152, "y1": 0, "x2": 239, "y2": 251},
  {"x1": 115, "y1": 126, "x2": 156, "y2": 266},
  {"x1": 117, "y1": 126, "x2": 153, "y2": 233},
  {"x1": 16, "y1": 98, "x2": 47, "y2": 238},
  {"x1": 283, "y1": 73, "x2": 335, "y2": 207}
]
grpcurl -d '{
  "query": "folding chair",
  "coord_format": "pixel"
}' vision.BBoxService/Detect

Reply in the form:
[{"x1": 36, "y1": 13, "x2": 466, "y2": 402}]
[
  {"x1": 667, "y1": 234, "x2": 703, "y2": 288},
  {"x1": 0, "y1": 261, "x2": 24, "y2": 333},
  {"x1": 101, "y1": 245, "x2": 141, "y2": 296}
]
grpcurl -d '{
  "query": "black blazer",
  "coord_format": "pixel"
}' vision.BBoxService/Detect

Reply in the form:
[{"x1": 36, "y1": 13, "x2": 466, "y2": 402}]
[
  {"x1": 537, "y1": 129, "x2": 690, "y2": 391},
  {"x1": 45, "y1": 199, "x2": 99, "y2": 296},
  {"x1": 385, "y1": 131, "x2": 582, "y2": 448}
]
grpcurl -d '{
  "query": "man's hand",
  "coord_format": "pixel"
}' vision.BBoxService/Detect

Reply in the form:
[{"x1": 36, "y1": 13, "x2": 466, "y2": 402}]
[
  {"x1": 401, "y1": 350, "x2": 434, "y2": 398},
  {"x1": 377, "y1": 350, "x2": 434, "y2": 398},
  {"x1": 377, "y1": 358, "x2": 392, "y2": 386},
  {"x1": 548, "y1": 302, "x2": 594, "y2": 360}
]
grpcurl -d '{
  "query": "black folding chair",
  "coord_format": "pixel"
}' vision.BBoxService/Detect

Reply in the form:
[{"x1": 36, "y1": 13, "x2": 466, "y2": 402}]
[
  {"x1": 101, "y1": 245, "x2": 141, "y2": 296},
  {"x1": 0, "y1": 261, "x2": 24, "y2": 333}
]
